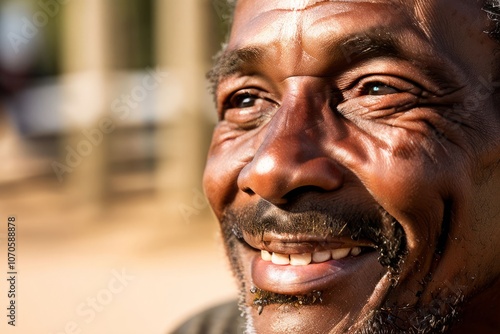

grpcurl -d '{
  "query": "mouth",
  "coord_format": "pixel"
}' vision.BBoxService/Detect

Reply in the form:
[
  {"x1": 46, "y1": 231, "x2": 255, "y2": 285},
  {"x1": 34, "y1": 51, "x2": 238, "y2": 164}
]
[
  {"x1": 243, "y1": 232, "x2": 380, "y2": 295},
  {"x1": 221, "y1": 200, "x2": 408, "y2": 326}
]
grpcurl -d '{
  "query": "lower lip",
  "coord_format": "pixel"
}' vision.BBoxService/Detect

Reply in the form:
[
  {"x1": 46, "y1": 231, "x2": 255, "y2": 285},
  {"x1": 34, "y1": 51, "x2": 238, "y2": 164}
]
[{"x1": 251, "y1": 252, "x2": 378, "y2": 295}]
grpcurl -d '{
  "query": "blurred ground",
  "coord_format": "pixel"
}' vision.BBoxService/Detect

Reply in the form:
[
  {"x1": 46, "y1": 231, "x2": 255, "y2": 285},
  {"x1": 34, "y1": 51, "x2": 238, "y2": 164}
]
[{"x1": 0, "y1": 178, "x2": 238, "y2": 334}]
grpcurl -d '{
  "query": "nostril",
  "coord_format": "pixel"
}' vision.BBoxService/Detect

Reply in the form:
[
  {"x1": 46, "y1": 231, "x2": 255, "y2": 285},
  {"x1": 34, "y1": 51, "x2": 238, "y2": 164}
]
[
  {"x1": 283, "y1": 185, "x2": 329, "y2": 201},
  {"x1": 242, "y1": 187, "x2": 255, "y2": 195}
]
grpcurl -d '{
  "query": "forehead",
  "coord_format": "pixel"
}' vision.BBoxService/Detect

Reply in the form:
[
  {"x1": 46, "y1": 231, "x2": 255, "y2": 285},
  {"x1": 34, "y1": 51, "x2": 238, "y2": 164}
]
[
  {"x1": 227, "y1": 0, "x2": 492, "y2": 78},
  {"x1": 232, "y1": 0, "x2": 477, "y2": 28},
  {"x1": 231, "y1": 0, "x2": 409, "y2": 43},
  {"x1": 230, "y1": 1, "x2": 416, "y2": 70}
]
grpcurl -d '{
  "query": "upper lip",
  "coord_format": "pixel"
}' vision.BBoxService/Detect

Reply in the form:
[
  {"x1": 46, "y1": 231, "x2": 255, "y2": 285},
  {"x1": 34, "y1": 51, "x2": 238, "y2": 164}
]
[{"x1": 242, "y1": 231, "x2": 377, "y2": 254}]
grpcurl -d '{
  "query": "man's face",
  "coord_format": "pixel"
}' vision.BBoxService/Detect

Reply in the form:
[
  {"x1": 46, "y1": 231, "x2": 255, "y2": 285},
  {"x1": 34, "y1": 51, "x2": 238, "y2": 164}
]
[{"x1": 204, "y1": 0, "x2": 500, "y2": 333}]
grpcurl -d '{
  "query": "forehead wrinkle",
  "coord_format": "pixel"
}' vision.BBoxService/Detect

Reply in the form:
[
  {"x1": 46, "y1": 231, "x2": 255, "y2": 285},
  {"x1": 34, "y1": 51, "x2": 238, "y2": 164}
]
[
  {"x1": 229, "y1": 1, "x2": 404, "y2": 73},
  {"x1": 213, "y1": 0, "x2": 474, "y2": 94},
  {"x1": 305, "y1": 1, "x2": 415, "y2": 51},
  {"x1": 212, "y1": 5, "x2": 312, "y2": 89},
  {"x1": 298, "y1": 4, "x2": 466, "y2": 89}
]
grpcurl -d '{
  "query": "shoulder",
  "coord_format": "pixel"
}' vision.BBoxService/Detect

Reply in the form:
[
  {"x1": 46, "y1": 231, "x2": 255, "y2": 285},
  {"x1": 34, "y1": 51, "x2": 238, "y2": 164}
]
[{"x1": 170, "y1": 299, "x2": 245, "y2": 334}]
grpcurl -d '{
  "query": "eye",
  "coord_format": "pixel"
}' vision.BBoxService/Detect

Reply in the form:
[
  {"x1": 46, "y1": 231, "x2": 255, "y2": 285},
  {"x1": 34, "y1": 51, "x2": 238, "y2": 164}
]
[
  {"x1": 221, "y1": 89, "x2": 277, "y2": 129},
  {"x1": 338, "y1": 76, "x2": 423, "y2": 120},
  {"x1": 229, "y1": 92, "x2": 259, "y2": 109},
  {"x1": 364, "y1": 82, "x2": 399, "y2": 96}
]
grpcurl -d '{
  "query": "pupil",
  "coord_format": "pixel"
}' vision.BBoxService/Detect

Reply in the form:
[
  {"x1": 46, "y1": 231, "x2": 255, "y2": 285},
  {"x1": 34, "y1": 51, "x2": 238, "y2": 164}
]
[
  {"x1": 368, "y1": 83, "x2": 396, "y2": 96},
  {"x1": 239, "y1": 95, "x2": 255, "y2": 108}
]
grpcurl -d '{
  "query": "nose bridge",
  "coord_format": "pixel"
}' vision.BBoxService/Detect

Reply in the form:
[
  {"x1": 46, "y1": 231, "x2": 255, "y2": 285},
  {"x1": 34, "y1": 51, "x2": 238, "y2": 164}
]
[
  {"x1": 237, "y1": 85, "x2": 344, "y2": 204},
  {"x1": 263, "y1": 92, "x2": 321, "y2": 158}
]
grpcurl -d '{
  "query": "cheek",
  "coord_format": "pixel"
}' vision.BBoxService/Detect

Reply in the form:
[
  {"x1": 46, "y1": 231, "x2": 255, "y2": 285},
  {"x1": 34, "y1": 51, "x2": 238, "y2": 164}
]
[
  {"x1": 203, "y1": 156, "x2": 238, "y2": 217},
  {"x1": 359, "y1": 123, "x2": 460, "y2": 211},
  {"x1": 366, "y1": 159, "x2": 441, "y2": 213},
  {"x1": 203, "y1": 144, "x2": 253, "y2": 217},
  {"x1": 203, "y1": 125, "x2": 265, "y2": 216},
  {"x1": 354, "y1": 130, "x2": 455, "y2": 239},
  {"x1": 364, "y1": 156, "x2": 447, "y2": 253}
]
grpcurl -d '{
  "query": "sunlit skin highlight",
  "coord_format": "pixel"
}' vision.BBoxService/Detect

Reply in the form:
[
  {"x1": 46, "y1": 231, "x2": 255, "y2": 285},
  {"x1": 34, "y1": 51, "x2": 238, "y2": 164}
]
[{"x1": 203, "y1": 0, "x2": 500, "y2": 333}]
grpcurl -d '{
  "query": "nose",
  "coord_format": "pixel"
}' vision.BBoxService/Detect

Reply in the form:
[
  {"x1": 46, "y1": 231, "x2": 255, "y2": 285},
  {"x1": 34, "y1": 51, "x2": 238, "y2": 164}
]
[{"x1": 237, "y1": 96, "x2": 344, "y2": 205}]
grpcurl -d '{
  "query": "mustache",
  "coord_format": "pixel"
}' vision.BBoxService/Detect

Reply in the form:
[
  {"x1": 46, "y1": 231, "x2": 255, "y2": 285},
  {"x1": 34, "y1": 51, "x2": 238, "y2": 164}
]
[{"x1": 222, "y1": 199, "x2": 407, "y2": 272}]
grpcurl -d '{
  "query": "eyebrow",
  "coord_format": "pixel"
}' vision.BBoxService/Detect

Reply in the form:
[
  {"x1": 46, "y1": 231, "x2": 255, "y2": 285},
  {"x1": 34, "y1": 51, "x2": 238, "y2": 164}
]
[
  {"x1": 333, "y1": 31, "x2": 401, "y2": 64},
  {"x1": 207, "y1": 46, "x2": 264, "y2": 95},
  {"x1": 208, "y1": 29, "x2": 447, "y2": 97}
]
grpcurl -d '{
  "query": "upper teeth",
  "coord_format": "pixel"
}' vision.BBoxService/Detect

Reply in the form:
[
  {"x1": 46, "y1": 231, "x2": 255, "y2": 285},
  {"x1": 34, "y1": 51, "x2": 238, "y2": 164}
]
[{"x1": 261, "y1": 247, "x2": 362, "y2": 266}]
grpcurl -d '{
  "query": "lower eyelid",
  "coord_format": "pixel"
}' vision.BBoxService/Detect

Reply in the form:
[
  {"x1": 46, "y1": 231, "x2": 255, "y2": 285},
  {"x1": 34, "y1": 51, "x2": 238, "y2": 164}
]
[
  {"x1": 227, "y1": 103, "x2": 276, "y2": 129},
  {"x1": 225, "y1": 107, "x2": 262, "y2": 124},
  {"x1": 338, "y1": 93, "x2": 419, "y2": 118},
  {"x1": 365, "y1": 92, "x2": 418, "y2": 105}
]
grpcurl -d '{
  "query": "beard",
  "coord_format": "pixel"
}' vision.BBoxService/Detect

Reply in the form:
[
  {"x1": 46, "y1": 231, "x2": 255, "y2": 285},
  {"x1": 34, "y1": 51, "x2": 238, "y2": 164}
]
[
  {"x1": 218, "y1": 199, "x2": 465, "y2": 334},
  {"x1": 353, "y1": 296, "x2": 463, "y2": 334}
]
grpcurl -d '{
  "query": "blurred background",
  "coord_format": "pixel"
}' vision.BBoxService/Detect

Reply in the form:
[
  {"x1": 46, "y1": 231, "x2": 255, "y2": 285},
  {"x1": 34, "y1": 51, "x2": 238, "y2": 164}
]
[{"x1": 0, "y1": 0, "x2": 238, "y2": 333}]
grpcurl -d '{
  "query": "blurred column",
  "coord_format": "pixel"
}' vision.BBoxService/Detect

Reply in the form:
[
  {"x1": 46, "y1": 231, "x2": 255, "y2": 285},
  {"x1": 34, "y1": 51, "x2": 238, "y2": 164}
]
[
  {"x1": 59, "y1": 0, "x2": 110, "y2": 214},
  {"x1": 154, "y1": 0, "x2": 209, "y2": 207}
]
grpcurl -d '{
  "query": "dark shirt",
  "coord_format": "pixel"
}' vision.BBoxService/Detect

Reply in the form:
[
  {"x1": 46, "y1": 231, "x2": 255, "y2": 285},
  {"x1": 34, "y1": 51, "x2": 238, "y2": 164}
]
[{"x1": 171, "y1": 300, "x2": 245, "y2": 334}]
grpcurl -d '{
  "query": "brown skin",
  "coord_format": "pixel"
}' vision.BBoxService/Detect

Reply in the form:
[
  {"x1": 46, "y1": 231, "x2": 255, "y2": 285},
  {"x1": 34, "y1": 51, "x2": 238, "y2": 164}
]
[{"x1": 204, "y1": 0, "x2": 500, "y2": 333}]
